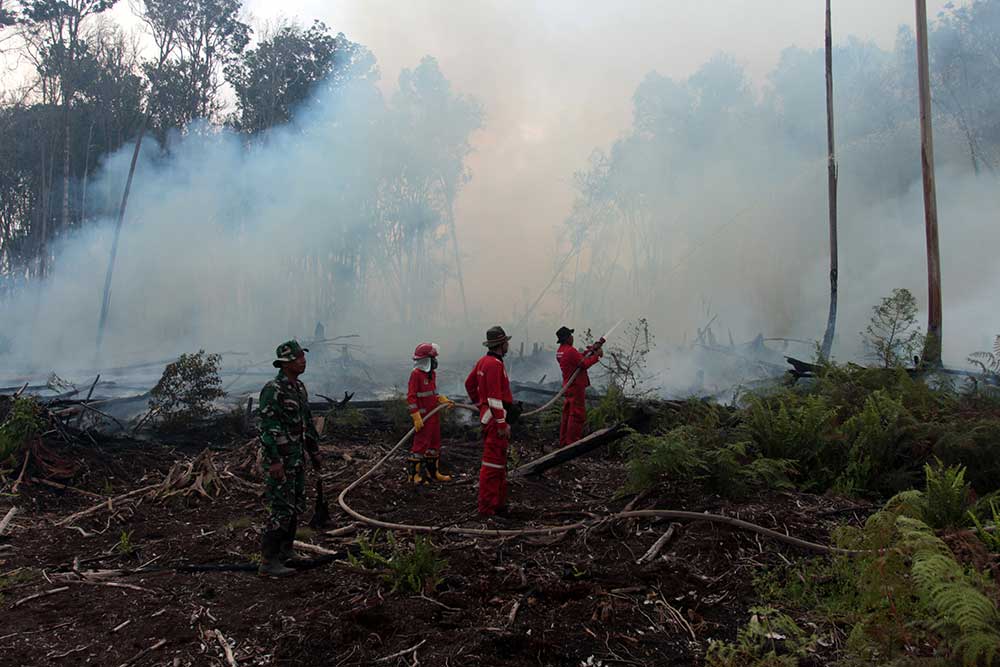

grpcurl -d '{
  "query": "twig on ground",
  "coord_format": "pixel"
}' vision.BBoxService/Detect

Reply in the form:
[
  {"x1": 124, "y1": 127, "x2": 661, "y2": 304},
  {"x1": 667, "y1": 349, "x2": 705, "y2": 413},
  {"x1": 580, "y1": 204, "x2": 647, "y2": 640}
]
[
  {"x1": 636, "y1": 523, "x2": 679, "y2": 565},
  {"x1": 32, "y1": 478, "x2": 104, "y2": 499},
  {"x1": 118, "y1": 638, "x2": 166, "y2": 667},
  {"x1": 112, "y1": 620, "x2": 132, "y2": 633},
  {"x1": 374, "y1": 639, "x2": 426, "y2": 663},
  {"x1": 414, "y1": 593, "x2": 460, "y2": 612},
  {"x1": 67, "y1": 580, "x2": 152, "y2": 592},
  {"x1": 13, "y1": 586, "x2": 70, "y2": 607}
]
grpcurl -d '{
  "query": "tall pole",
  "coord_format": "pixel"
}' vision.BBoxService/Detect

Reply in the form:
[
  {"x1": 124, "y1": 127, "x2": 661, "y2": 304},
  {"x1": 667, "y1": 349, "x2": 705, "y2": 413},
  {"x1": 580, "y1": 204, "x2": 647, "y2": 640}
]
[
  {"x1": 915, "y1": 0, "x2": 943, "y2": 366},
  {"x1": 820, "y1": 0, "x2": 838, "y2": 361},
  {"x1": 96, "y1": 117, "x2": 147, "y2": 357}
]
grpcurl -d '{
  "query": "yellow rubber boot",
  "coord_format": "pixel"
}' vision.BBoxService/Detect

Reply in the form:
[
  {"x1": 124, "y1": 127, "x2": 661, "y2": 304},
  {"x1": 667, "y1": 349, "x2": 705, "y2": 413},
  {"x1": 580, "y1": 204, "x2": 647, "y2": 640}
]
[
  {"x1": 406, "y1": 457, "x2": 429, "y2": 485},
  {"x1": 424, "y1": 454, "x2": 452, "y2": 482}
]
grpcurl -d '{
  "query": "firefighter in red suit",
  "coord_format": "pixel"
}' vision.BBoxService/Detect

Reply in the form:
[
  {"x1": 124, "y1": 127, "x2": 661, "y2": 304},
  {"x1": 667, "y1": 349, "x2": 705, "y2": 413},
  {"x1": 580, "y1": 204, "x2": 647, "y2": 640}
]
[
  {"x1": 556, "y1": 326, "x2": 603, "y2": 447},
  {"x1": 465, "y1": 326, "x2": 517, "y2": 517},
  {"x1": 406, "y1": 343, "x2": 454, "y2": 485}
]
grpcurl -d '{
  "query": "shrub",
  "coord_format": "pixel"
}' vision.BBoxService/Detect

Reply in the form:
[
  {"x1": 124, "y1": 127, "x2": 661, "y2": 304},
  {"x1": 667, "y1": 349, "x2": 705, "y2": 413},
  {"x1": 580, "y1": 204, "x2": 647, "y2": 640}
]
[
  {"x1": 861, "y1": 288, "x2": 923, "y2": 369},
  {"x1": 837, "y1": 390, "x2": 920, "y2": 496},
  {"x1": 744, "y1": 393, "x2": 841, "y2": 491},
  {"x1": 586, "y1": 384, "x2": 631, "y2": 430},
  {"x1": 0, "y1": 396, "x2": 44, "y2": 463},
  {"x1": 149, "y1": 350, "x2": 224, "y2": 426},
  {"x1": 706, "y1": 606, "x2": 817, "y2": 667},
  {"x1": 933, "y1": 419, "x2": 1000, "y2": 496},
  {"x1": 348, "y1": 533, "x2": 447, "y2": 594},
  {"x1": 622, "y1": 428, "x2": 703, "y2": 493}
]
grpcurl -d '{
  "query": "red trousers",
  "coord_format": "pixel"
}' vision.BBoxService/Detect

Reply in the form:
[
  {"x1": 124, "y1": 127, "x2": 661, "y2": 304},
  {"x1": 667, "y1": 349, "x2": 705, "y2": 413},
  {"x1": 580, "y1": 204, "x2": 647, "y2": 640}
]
[
  {"x1": 478, "y1": 426, "x2": 508, "y2": 515},
  {"x1": 411, "y1": 414, "x2": 441, "y2": 456},
  {"x1": 559, "y1": 385, "x2": 587, "y2": 447}
]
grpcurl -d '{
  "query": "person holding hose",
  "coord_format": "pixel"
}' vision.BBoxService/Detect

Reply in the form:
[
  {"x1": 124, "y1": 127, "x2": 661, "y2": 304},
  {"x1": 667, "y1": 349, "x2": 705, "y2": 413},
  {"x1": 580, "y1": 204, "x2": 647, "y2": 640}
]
[
  {"x1": 555, "y1": 326, "x2": 603, "y2": 447},
  {"x1": 465, "y1": 326, "x2": 517, "y2": 517},
  {"x1": 406, "y1": 342, "x2": 454, "y2": 484}
]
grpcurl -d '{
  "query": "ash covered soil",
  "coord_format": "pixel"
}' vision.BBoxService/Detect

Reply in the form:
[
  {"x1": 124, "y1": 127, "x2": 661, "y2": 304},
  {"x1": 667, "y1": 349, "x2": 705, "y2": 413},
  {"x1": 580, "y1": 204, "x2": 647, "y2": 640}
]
[{"x1": 0, "y1": 413, "x2": 869, "y2": 666}]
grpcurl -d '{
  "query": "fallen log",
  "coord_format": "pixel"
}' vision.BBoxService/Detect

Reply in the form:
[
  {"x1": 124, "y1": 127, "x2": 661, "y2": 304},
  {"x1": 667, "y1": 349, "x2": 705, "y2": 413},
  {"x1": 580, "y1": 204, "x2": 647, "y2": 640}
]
[{"x1": 510, "y1": 424, "x2": 628, "y2": 477}]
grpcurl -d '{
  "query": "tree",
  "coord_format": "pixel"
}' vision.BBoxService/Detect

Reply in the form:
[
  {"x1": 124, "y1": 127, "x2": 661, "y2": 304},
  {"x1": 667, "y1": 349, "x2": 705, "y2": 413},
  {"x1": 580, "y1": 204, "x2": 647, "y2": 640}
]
[
  {"x1": 138, "y1": 0, "x2": 249, "y2": 139},
  {"x1": 861, "y1": 288, "x2": 923, "y2": 369},
  {"x1": 225, "y1": 20, "x2": 376, "y2": 135},
  {"x1": 17, "y1": 0, "x2": 118, "y2": 273}
]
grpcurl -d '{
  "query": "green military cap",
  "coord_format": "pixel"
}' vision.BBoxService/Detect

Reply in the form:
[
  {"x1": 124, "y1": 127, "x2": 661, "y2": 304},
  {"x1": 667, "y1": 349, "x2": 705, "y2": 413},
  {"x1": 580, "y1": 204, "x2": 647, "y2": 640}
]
[{"x1": 272, "y1": 339, "x2": 309, "y2": 367}]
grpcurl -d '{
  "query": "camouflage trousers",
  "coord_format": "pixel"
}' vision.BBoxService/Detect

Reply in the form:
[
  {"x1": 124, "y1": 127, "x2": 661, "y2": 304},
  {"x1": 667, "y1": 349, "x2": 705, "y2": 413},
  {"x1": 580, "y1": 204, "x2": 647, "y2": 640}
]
[{"x1": 265, "y1": 460, "x2": 306, "y2": 532}]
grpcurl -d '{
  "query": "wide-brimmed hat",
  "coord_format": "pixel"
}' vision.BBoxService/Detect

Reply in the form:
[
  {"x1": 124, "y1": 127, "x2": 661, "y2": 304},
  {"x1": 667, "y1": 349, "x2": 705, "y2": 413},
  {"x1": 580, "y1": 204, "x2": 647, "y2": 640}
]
[
  {"x1": 272, "y1": 339, "x2": 308, "y2": 367},
  {"x1": 482, "y1": 325, "x2": 512, "y2": 348}
]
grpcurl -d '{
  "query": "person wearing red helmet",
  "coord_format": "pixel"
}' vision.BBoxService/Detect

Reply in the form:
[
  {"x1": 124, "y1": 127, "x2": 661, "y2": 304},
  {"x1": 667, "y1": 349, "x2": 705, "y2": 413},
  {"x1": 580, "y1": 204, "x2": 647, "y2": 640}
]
[
  {"x1": 556, "y1": 326, "x2": 603, "y2": 447},
  {"x1": 407, "y1": 342, "x2": 454, "y2": 484},
  {"x1": 465, "y1": 326, "x2": 516, "y2": 517}
]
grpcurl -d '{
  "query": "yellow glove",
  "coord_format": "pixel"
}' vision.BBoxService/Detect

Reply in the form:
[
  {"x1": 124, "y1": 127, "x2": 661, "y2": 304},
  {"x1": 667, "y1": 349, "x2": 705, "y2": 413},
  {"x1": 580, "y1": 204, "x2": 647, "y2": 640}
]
[
  {"x1": 411, "y1": 412, "x2": 424, "y2": 432},
  {"x1": 437, "y1": 394, "x2": 454, "y2": 409}
]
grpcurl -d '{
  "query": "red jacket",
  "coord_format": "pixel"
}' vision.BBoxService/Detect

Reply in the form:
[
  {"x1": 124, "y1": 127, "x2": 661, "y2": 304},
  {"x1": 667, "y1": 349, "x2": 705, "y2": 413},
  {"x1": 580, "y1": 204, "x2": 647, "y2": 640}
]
[
  {"x1": 465, "y1": 353, "x2": 513, "y2": 428},
  {"x1": 407, "y1": 368, "x2": 438, "y2": 417},
  {"x1": 557, "y1": 343, "x2": 601, "y2": 390}
]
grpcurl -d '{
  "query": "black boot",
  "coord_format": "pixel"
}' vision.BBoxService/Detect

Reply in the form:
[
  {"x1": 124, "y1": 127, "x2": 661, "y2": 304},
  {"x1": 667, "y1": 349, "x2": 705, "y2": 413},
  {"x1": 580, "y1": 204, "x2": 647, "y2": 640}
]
[
  {"x1": 278, "y1": 517, "x2": 297, "y2": 564},
  {"x1": 258, "y1": 529, "x2": 295, "y2": 577}
]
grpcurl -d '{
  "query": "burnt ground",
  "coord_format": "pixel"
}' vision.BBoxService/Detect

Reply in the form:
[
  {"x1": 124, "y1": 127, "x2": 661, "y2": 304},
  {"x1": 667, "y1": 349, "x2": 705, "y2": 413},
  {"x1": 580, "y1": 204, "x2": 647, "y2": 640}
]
[{"x1": 0, "y1": 414, "x2": 872, "y2": 667}]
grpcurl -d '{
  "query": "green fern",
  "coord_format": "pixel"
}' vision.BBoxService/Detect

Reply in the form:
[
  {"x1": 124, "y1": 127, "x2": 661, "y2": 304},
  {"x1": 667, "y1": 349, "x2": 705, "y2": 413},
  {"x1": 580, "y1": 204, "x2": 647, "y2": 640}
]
[
  {"x1": 922, "y1": 459, "x2": 972, "y2": 530},
  {"x1": 622, "y1": 428, "x2": 703, "y2": 493},
  {"x1": 969, "y1": 498, "x2": 1000, "y2": 553}
]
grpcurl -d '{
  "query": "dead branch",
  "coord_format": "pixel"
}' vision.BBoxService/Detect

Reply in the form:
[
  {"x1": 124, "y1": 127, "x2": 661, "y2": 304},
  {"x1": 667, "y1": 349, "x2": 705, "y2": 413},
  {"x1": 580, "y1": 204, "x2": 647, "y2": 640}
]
[
  {"x1": 213, "y1": 629, "x2": 237, "y2": 667},
  {"x1": 0, "y1": 506, "x2": 18, "y2": 536},
  {"x1": 131, "y1": 406, "x2": 160, "y2": 435},
  {"x1": 31, "y1": 478, "x2": 105, "y2": 499},
  {"x1": 13, "y1": 586, "x2": 70, "y2": 607},
  {"x1": 79, "y1": 375, "x2": 102, "y2": 424},
  {"x1": 118, "y1": 638, "x2": 167, "y2": 667},
  {"x1": 11, "y1": 446, "x2": 31, "y2": 493},
  {"x1": 636, "y1": 523, "x2": 679, "y2": 565},
  {"x1": 66, "y1": 580, "x2": 152, "y2": 592},
  {"x1": 374, "y1": 639, "x2": 426, "y2": 663},
  {"x1": 112, "y1": 620, "x2": 131, "y2": 633},
  {"x1": 55, "y1": 484, "x2": 161, "y2": 527},
  {"x1": 75, "y1": 402, "x2": 126, "y2": 431}
]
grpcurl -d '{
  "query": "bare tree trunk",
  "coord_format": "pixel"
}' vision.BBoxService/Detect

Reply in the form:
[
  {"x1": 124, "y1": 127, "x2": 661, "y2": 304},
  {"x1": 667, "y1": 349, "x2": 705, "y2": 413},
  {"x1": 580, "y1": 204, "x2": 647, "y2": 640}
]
[
  {"x1": 444, "y1": 193, "x2": 470, "y2": 328},
  {"x1": 61, "y1": 97, "x2": 71, "y2": 235},
  {"x1": 820, "y1": 0, "x2": 839, "y2": 361},
  {"x1": 96, "y1": 117, "x2": 147, "y2": 357},
  {"x1": 915, "y1": 0, "x2": 943, "y2": 366},
  {"x1": 80, "y1": 121, "x2": 94, "y2": 223}
]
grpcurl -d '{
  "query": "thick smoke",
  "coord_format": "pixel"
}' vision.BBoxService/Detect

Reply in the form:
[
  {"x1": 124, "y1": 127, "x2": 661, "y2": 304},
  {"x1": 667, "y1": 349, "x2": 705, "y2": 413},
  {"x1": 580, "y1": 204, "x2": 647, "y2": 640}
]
[{"x1": 2, "y1": 1, "x2": 997, "y2": 398}]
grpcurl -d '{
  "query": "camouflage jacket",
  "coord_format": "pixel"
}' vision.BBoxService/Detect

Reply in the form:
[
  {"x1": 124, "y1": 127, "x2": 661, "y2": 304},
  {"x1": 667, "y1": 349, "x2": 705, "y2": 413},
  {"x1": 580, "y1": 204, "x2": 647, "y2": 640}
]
[{"x1": 258, "y1": 371, "x2": 320, "y2": 464}]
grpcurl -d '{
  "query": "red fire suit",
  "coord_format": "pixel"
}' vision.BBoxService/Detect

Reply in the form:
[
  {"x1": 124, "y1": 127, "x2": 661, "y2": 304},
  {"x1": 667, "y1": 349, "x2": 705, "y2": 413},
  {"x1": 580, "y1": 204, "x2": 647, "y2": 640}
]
[
  {"x1": 465, "y1": 352, "x2": 514, "y2": 515},
  {"x1": 408, "y1": 368, "x2": 441, "y2": 457},
  {"x1": 557, "y1": 343, "x2": 601, "y2": 446}
]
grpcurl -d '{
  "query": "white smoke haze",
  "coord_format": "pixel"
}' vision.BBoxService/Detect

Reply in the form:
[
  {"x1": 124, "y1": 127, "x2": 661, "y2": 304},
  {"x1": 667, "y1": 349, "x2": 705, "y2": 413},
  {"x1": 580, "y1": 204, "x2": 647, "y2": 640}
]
[{"x1": 3, "y1": 0, "x2": 997, "y2": 399}]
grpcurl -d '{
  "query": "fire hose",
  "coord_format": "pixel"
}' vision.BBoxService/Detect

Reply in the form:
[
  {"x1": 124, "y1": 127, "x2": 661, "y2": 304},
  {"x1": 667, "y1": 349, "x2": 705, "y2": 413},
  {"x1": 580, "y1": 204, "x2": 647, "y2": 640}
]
[{"x1": 335, "y1": 328, "x2": 857, "y2": 553}]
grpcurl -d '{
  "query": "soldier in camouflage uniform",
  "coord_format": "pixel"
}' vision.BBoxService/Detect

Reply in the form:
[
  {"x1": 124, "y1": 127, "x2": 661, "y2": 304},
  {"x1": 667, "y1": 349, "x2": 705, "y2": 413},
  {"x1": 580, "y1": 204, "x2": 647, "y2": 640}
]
[{"x1": 257, "y1": 340, "x2": 322, "y2": 577}]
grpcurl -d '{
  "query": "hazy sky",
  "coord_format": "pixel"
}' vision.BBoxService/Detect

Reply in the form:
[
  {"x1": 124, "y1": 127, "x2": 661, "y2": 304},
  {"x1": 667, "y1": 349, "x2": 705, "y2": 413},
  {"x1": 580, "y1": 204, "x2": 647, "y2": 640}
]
[{"x1": 235, "y1": 1, "x2": 952, "y2": 311}]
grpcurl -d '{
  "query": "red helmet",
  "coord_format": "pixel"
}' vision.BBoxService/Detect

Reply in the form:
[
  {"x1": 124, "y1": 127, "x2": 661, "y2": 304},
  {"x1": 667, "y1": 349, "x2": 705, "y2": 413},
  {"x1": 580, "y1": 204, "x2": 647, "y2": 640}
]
[{"x1": 413, "y1": 342, "x2": 440, "y2": 360}]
